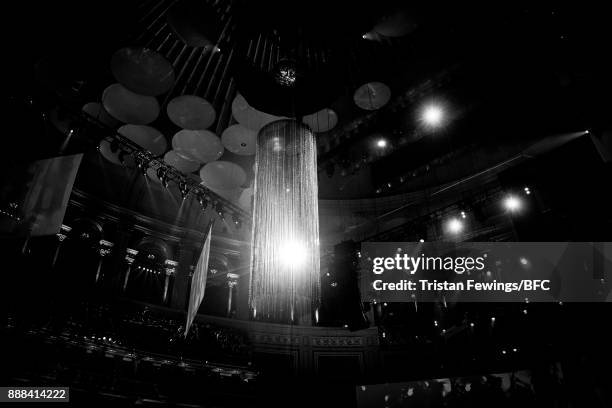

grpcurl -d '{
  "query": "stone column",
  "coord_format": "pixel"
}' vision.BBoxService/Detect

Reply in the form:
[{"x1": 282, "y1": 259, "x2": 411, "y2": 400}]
[
  {"x1": 226, "y1": 273, "x2": 239, "y2": 317},
  {"x1": 163, "y1": 260, "x2": 178, "y2": 305},
  {"x1": 95, "y1": 240, "x2": 114, "y2": 284},
  {"x1": 122, "y1": 248, "x2": 138, "y2": 292},
  {"x1": 52, "y1": 224, "x2": 72, "y2": 268},
  {"x1": 109, "y1": 228, "x2": 132, "y2": 292}
]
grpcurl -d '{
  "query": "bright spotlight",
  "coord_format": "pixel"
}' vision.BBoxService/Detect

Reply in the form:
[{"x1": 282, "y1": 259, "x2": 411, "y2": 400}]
[
  {"x1": 503, "y1": 195, "x2": 522, "y2": 212},
  {"x1": 376, "y1": 138, "x2": 387, "y2": 148},
  {"x1": 278, "y1": 241, "x2": 308, "y2": 267},
  {"x1": 445, "y1": 217, "x2": 464, "y2": 234},
  {"x1": 421, "y1": 104, "x2": 445, "y2": 127}
]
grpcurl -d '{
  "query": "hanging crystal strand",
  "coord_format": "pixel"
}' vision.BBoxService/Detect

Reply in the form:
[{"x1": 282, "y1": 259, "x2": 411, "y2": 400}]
[{"x1": 250, "y1": 120, "x2": 320, "y2": 325}]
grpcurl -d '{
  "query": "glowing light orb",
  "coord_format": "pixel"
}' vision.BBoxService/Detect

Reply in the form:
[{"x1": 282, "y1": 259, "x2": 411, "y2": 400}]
[
  {"x1": 446, "y1": 218, "x2": 464, "y2": 234},
  {"x1": 278, "y1": 241, "x2": 308, "y2": 267},
  {"x1": 422, "y1": 104, "x2": 444, "y2": 127},
  {"x1": 503, "y1": 195, "x2": 522, "y2": 212}
]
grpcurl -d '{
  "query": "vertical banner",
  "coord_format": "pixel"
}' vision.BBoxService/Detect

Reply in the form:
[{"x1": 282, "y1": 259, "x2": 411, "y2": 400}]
[
  {"x1": 0, "y1": 154, "x2": 83, "y2": 237},
  {"x1": 185, "y1": 221, "x2": 213, "y2": 337}
]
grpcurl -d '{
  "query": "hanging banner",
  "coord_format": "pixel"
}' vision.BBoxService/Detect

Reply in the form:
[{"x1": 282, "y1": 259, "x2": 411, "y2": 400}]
[
  {"x1": 185, "y1": 221, "x2": 214, "y2": 337},
  {"x1": 0, "y1": 154, "x2": 83, "y2": 237}
]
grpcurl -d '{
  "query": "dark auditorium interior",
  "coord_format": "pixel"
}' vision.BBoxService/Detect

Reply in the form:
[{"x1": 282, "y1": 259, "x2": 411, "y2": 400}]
[{"x1": 2, "y1": 1, "x2": 612, "y2": 407}]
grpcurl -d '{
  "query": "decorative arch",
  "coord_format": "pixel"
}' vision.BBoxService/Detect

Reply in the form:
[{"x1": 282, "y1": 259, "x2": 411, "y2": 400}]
[{"x1": 133, "y1": 236, "x2": 173, "y2": 262}]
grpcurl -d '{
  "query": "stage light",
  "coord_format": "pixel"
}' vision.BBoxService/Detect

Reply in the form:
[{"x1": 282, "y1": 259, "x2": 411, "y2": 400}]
[
  {"x1": 135, "y1": 154, "x2": 150, "y2": 176},
  {"x1": 197, "y1": 194, "x2": 209, "y2": 210},
  {"x1": 362, "y1": 32, "x2": 377, "y2": 40},
  {"x1": 157, "y1": 167, "x2": 169, "y2": 188},
  {"x1": 376, "y1": 138, "x2": 387, "y2": 148},
  {"x1": 523, "y1": 186, "x2": 531, "y2": 195},
  {"x1": 461, "y1": 211, "x2": 467, "y2": 219},
  {"x1": 232, "y1": 214, "x2": 242, "y2": 229},
  {"x1": 421, "y1": 104, "x2": 445, "y2": 128},
  {"x1": 215, "y1": 202, "x2": 224, "y2": 218},
  {"x1": 503, "y1": 195, "x2": 522, "y2": 212},
  {"x1": 178, "y1": 180, "x2": 190, "y2": 199},
  {"x1": 419, "y1": 238, "x2": 425, "y2": 243},
  {"x1": 445, "y1": 217, "x2": 464, "y2": 234}
]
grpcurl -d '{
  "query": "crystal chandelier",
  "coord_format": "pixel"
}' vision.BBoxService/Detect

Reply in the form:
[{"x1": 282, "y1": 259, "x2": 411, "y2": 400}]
[{"x1": 249, "y1": 120, "x2": 320, "y2": 324}]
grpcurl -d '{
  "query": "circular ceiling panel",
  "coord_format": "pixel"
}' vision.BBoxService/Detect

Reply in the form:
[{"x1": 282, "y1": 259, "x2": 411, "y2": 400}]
[
  {"x1": 238, "y1": 186, "x2": 254, "y2": 210},
  {"x1": 199, "y1": 161, "x2": 247, "y2": 189},
  {"x1": 110, "y1": 47, "x2": 175, "y2": 96},
  {"x1": 172, "y1": 129, "x2": 223, "y2": 163},
  {"x1": 231, "y1": 94, "x2": 284, "y2": 132},
  {"x1": 302, "y1": 108, "x2": 338, "y2": 133},
  {"x1": 82, "y1": 102, "x2": 120, "y2": 128},
  {"x1": 353, "y1": 82, "x2": 391, "y2": 111},
  {"x1": 221, "y1": 124, "x2": 257, "y2": 156},
  {"x1": 118, "y1": 124, "x2": 167, "y2": 156},
  {"x1": 163, "y1": 150, "x2": 201, "y2": 174},
  {"x1": 102, "y1": 83, "x2": 160, "y2": 125},
  {"x1": 167, "y1": 95, "x2": 216, "y2": 130}
]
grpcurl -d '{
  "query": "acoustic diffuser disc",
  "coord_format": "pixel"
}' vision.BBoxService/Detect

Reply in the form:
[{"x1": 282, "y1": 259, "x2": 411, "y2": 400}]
[
  {"x1": 221, "y1": 124, "x2": 257, "y2": 156},
  {"x1": 231, "y1": 94, "x2": 284, "y2": 132},
  {"x1": 172, "y1": 129, "x2": 224, "y2": 163},
  {"x1": 199, "y1": 161, "x2": 247, "y2": 189},
  {"x1": 163, "y1": 150, "x2": 201, "y2": 173},
  {"x1": 118, "y1": 124, "x2": 167, "y2": 156},
  {"x1": 302, "y1": 108, "x2": 338, "y2": 133},
  {"x1": 167, "y1": 95, "x2": 216, "y2": 130},
  {"x1": 353, "y1": 82, "x2": 391, "y2": 111},
  {"x1": 102, "y1": 83, "x2": 160, "y2": 125},
  {"x1": 110, "y1": 47, "x2": 175, "y2": 96}
]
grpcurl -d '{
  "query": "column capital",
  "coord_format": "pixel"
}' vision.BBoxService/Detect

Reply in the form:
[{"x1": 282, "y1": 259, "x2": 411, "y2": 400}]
[
  {"x1": 125, "y1": 248, "x2": 138, "y2": 264},
  {"x1": 56, "y1": 224, "x2": 72, "y2": 242},
  {"x1": 98, "y1": 239, "x2": 114, "y2": 257}
]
